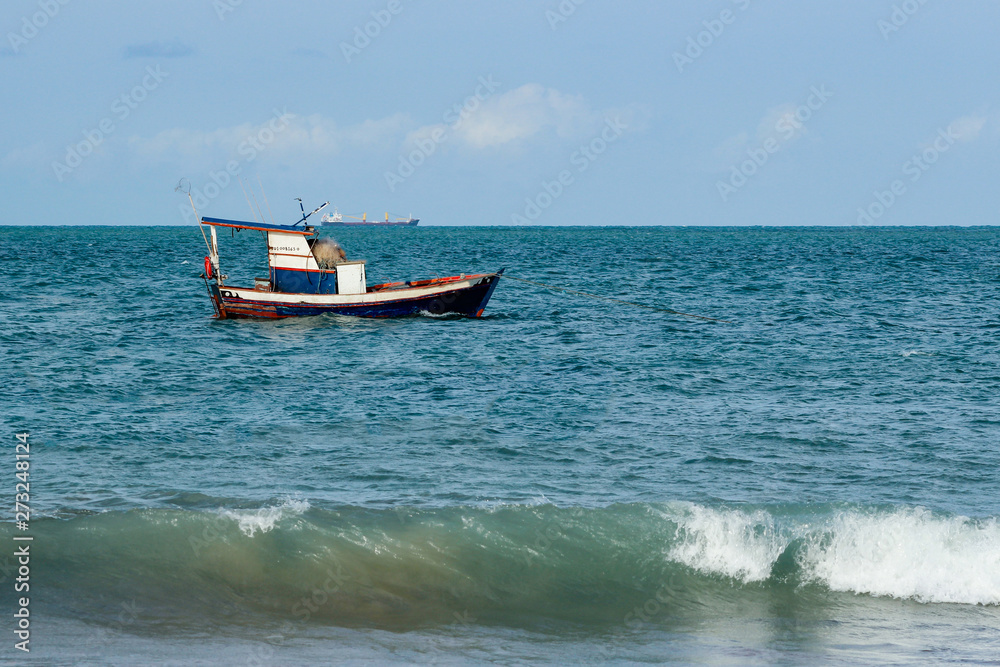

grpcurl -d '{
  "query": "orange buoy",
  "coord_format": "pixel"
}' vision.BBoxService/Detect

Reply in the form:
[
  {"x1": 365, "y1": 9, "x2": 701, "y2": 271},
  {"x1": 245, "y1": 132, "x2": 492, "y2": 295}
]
[{"x1": 204, "y1": 256, "x2": 213, "y2": 279}]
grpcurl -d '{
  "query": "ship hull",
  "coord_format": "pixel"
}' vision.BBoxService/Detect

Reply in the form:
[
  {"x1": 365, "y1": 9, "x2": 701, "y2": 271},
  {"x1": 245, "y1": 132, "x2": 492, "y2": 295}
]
[
  {"x1": 322, "y1": 220, "x2": 419, "y2": 227},
  {"x1": 210, "y1": 271, "x2": 501, "y2": 320}
]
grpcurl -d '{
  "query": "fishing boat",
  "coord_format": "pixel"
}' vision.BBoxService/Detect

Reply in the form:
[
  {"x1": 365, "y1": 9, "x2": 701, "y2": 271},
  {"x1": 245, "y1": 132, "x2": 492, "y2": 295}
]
[
  {"x1": 195, "y1": 202, "x2": 501, "y2": 320},
  {"x1": 321, "y1": 209, "x2": 419, "y2": 227}
]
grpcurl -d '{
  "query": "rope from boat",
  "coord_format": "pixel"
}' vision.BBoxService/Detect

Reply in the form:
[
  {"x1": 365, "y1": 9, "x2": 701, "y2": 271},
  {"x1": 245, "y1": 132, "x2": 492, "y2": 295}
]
[{"x1": 495, "y1": 274, "x2": 733, "y2": 323}]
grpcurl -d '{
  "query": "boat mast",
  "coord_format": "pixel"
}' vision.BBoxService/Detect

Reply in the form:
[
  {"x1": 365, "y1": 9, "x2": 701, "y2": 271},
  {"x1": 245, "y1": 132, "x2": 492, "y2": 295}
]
[
  {"x1": 209, "y1": 225, "x2": 221, "y2": 284},
  {"x1": 177, "y1": 178, "x2": 221, "y2": 279}
]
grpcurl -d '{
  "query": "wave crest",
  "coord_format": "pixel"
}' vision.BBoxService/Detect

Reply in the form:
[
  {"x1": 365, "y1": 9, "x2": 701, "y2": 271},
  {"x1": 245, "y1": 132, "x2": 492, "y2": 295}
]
[
  {"x1": 216, "y1": 498, "x2": 311, "y2": 537},
  {"x1": 667, "y1": 504, "x2": 785, "y2": 583},
  {"x1": 800, "y1": 507, "x2": 1000, "y2": 605},
  {"x1": 11, "y1": 501, "x2": 1000, "y2": 631}
]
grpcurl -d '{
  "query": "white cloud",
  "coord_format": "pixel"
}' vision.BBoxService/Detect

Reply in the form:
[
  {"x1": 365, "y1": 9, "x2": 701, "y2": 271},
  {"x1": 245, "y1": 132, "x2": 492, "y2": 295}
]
[
  {"x1": 401, "y1": 83, "x2": 641, "y2": 152},
  {"x1": 127, "y1": 84, "x2": 623, "y2": 167},
  {"x1": 1, "y1": 84, "x2": 642, "y2": 177},
  {"x1": 1, "y1": 141, "x2": 50, "y2": 171},
  {"x1": 756, "y1": 103, "x2": 804, "y2": 143},
  {"x1": 451, "y1": 83, "x2": 594, "y2": 148},
  {"x1": 125, "y1": 111, "x2": 411, "y2": 167},
  {"x1": 707, "y1": 101, "x2": 815, "y2": 172},
  {"x1": 948, "y1": 113, "x2": 987, "y2": 143},
  {"x1": 402, "y1": 122, "x2": 449, "y2": 150}
]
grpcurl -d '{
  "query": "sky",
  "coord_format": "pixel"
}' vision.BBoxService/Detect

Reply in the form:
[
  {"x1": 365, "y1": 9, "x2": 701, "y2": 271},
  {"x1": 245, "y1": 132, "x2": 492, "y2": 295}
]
[{"x1": 2, "y1": 0, "x2": 999, "y2": 226}]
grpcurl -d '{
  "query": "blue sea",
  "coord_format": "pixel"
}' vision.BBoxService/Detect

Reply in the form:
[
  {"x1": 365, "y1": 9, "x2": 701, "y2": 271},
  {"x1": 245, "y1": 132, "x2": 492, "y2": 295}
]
[{"x1": 2, "y1": 225, "x2": 1000, "y2": 665}]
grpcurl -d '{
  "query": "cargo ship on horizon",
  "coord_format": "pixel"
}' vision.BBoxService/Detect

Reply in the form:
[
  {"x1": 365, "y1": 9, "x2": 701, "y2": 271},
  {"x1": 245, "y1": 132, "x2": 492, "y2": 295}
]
[{"x1": 321, "y1": 208, "x2": 419, "y2": 227}]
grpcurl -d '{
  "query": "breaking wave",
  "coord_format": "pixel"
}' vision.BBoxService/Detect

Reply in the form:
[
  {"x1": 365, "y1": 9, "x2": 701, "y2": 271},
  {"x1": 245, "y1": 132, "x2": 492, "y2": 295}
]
[
  {"x1": 798, "y1": 506, "x2": 1000, "y2": 605},
  {"x1": 6, "y1": 501, "x2": 999, "y2": 630},
  {"x1": 216, "y1": 498, "x2": 311, "y2": 537}
]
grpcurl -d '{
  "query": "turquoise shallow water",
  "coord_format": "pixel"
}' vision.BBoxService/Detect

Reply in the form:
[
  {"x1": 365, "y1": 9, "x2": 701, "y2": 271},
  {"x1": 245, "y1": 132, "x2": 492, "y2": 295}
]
[{"x1": 2, "y1": 225, "x2": 1000, "y2": 664}]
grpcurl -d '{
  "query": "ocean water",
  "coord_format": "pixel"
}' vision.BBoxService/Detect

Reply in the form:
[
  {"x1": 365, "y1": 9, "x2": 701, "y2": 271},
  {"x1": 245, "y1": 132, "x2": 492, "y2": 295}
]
[{"x1": 2, "y1": 225, "x2": 1000, "y2": 665}]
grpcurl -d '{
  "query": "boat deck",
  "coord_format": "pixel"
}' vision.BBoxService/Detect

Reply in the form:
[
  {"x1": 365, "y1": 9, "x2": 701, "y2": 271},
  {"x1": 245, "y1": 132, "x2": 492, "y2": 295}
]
[
  {"x1": 367, "y1": 273, "x2": 485, "y2": 293},
  {"x1": 243, "y1": 273, "x2": 492, "y2": 295}
]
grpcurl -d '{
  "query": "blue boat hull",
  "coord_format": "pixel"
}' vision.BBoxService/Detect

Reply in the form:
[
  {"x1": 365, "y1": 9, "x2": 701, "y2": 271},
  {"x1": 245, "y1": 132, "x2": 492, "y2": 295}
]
[{"x1": 210, "y1": 271, "x2": 503, "y2": 320}]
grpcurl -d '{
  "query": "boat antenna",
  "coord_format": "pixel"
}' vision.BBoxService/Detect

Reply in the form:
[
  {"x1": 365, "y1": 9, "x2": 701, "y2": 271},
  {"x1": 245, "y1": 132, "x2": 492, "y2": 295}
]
[
  {"x1": 293, "y1": 199, "x2": 330, "y2": 226},
  {"x1": 175, "y1": 178, "x2": 211, "y2": 255},
  {"x1": 239, "y1": 178, "x2": 260, "y2": 223},
  {"x1": 257, "y1": 175, "x2": 276, "y2": 224},
  {"x1": 249, "y1": 182, "x2": 267, "y2": 225}
]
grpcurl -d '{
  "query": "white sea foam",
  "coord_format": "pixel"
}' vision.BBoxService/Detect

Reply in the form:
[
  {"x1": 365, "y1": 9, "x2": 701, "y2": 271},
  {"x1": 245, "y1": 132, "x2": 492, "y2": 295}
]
[
  {"x1": 218, "y1": 498, "x2": 310, "y2": 537},
  {"x1": 416, "y1": 310, "x2": 461, "y2": 319},
  {"x1": 664, "y1": 503, "x2": 1000, "y2": 605},
  {"x1": 666, "y1": 504, "x2": 786, "y2": 583},
  {"x1": 800, "y1": 507, "x2": 1000, "y2": 605}
]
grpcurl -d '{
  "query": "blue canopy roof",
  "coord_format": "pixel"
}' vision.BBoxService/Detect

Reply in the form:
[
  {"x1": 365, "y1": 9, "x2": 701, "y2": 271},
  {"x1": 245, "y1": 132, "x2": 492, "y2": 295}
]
[{"x1": 200, "y1": 217, "x2": 315, "y2": 234}]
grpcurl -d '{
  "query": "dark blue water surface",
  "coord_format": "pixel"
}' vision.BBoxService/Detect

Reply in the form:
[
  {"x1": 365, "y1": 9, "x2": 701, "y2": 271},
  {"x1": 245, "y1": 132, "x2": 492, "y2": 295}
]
[{"x1": 2, "y1": 226, "x2": 999, "y2": 665}]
